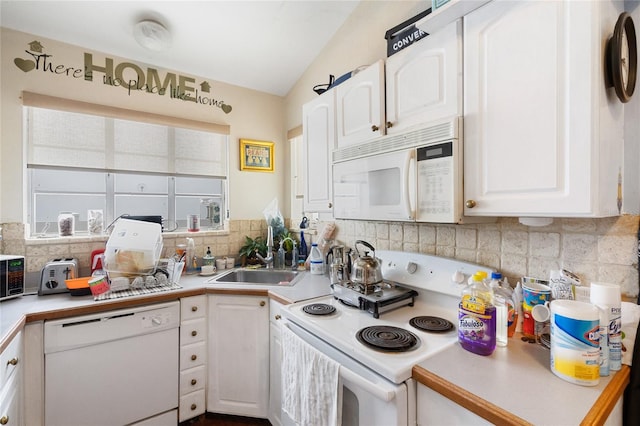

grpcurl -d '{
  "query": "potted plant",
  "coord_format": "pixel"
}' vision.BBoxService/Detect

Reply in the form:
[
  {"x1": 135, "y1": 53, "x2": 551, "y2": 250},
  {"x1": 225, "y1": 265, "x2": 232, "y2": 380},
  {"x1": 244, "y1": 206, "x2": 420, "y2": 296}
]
[{"x1": 238, "y1": 236, "x2": 268, "y2": 266}]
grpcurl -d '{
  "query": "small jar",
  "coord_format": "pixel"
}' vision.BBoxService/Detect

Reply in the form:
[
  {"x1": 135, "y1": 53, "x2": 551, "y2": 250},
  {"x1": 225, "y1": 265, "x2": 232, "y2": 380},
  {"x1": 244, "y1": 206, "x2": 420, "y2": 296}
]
[{"x1": 57, "y1": 212, "x2": 75, "y2": 237}]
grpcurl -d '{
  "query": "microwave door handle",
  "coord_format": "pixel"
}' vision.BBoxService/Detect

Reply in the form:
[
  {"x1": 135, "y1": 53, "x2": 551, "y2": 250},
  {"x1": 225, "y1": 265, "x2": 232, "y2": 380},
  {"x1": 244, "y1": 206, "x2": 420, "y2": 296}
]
[{"x1": 404, "y1": 150, "x2": 415, "y2": 220}]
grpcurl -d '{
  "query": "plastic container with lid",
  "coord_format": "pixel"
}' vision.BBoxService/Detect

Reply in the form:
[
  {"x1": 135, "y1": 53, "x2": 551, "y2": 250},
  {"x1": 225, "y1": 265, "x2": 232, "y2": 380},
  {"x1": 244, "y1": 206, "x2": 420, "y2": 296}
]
[
  {"x1": 458, "y1": 273, "x2": 496, "y2": 355},
  {"x1": 309, "y1": 243, "x2": 324, "y2": 275}
]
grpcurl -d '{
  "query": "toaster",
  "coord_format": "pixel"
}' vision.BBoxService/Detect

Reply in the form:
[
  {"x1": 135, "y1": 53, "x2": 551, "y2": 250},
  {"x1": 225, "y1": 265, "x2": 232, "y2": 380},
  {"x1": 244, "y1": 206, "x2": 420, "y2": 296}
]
[{"x1": 39, "y1": 258, "x2": 78, "y2": 295}]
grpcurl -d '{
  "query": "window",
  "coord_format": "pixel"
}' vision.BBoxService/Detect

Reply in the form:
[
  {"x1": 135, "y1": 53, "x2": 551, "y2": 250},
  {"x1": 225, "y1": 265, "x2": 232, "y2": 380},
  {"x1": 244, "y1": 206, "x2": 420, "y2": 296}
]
[{"x1": 23, "y1": 92, "x2": 229, "y2": 237}]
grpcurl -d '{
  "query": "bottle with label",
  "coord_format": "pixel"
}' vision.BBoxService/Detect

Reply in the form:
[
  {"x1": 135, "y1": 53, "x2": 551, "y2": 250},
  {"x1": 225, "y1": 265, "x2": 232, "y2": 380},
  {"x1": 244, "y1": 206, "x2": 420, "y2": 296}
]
[
  {"x1": 459, "y1": 273, "x2": 496, "y2": 356},
  {"x1": 203, "y1": 247, "x2": 215, "y2": 267},
  {"x1": 489, "y1": 272, "x2": 509, "y2": 347},
  {"x1": 299, "y1": 231, "x2": 308, "y2": 264},
  {"x1": 309, "y1": 243, "x2": 324, "y2": 275}
]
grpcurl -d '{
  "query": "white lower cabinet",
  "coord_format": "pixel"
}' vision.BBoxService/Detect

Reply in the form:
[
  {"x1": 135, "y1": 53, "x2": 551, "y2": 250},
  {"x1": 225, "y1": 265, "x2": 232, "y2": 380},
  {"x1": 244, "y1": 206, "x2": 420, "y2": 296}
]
[
  {"x1": 268, "y1": 300, "x2": 284, "y2": 426},
  {"x1": 208, "y1": 294, "x2": 270, "y2": 418},
  {"x1": 0, "y1": 331, "x2": 23, "y2": 426},
  {"x1": 417, "y1": 383, "x2": 491, "y2": 426},
  {"x1": 179, "y1": 295, "x2": 207, "y2": 422}
]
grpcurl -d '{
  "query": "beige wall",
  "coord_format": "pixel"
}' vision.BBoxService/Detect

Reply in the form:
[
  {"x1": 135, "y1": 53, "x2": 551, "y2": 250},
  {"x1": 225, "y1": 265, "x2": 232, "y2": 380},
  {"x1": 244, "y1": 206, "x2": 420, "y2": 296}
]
[{"x1": 1, "y1": 27, "x2": 287, "y2": 222}]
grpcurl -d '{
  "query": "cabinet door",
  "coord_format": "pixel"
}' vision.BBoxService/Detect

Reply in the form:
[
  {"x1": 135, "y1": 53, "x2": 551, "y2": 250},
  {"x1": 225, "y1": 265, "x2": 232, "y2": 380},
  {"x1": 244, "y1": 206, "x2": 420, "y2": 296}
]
[
  {"x1": 207, "y1": 295, "x2": 270, "y2": 418},
  {"x1": 463, "y1": 0, "x2": 596, "y2": 216},
  {"x1": 335, "y1": 60, "x2": 385, "y2": 148},
  {"x1": 268, "y1": 320, "x2": 282, "y2": 426},
  {"x1": 386, "y1": 19, "x2": 462, "y2": 134},
  {"x1": 303, "y1": 91, "x2": 335, "y2": 213}
]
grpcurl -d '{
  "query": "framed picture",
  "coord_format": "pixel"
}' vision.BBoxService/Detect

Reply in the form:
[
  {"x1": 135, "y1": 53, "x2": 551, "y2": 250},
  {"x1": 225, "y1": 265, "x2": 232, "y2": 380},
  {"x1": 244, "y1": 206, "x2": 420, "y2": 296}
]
[{"x1": 239, "y1": 139, "x2": 274, "y2": 172}]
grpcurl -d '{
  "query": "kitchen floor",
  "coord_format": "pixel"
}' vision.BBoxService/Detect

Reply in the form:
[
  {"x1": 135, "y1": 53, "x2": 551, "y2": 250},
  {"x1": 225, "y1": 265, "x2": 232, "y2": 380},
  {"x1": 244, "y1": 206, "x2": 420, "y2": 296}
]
[{"x1": 181, "y1": 413, "x2": 271, "y2": 426}]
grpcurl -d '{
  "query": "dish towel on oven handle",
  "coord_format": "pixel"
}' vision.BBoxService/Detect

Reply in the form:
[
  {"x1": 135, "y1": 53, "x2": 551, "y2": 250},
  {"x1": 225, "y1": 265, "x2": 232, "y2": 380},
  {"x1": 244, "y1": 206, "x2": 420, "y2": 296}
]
[{"x1": 281, "y1": 324, "x2": 342, "y2": 426}]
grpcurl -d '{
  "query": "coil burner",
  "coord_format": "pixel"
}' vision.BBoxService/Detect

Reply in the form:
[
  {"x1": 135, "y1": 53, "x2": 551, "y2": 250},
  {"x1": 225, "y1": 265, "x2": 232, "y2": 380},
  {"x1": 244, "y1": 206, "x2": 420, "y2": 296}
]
[
  {"x1": 302, "y1": 303, "x2": 336, "y2": 316},
  {"x1": 409, "y1": 316, "x2": 454, "y2": 333},
  {"x1": 356, "y1": 325, "x2": 419, "y2": 352}
]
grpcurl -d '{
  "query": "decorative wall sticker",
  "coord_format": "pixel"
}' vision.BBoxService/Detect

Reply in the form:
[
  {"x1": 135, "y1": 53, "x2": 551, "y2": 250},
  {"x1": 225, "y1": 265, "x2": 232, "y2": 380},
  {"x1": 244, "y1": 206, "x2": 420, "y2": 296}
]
[{"x1": 12, "y1": 40, "x2": 234, "y2": 114}]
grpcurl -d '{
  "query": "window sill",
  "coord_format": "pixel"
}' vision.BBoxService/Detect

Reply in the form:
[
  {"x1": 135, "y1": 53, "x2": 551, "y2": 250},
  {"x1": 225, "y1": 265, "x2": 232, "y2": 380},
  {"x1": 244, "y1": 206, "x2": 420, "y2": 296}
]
[{"x1": 25, "y1": 229, "x2": 229, "y2": 245}]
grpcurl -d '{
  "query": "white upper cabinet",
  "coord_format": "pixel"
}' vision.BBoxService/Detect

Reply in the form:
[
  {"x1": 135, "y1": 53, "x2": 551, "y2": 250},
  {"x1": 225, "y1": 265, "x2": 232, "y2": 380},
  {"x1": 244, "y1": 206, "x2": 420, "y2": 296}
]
[
  {"x1": 463, "y1": 0, "x2": 627, "y2": 218},
  {"x1": 386, "y1": 19, "x2": 462, "y2": 135},
  {"x1": 302, "y1": 90, "x2": 335, "y2": 213},
  {"x1": 335, "y1": 60, "x2": 386, "y2": 148}
]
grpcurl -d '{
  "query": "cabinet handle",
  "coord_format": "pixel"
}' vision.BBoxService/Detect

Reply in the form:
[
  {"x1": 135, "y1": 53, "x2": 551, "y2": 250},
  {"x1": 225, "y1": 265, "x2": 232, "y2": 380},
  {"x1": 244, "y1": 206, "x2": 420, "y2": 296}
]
[
  {"x1": 191, "y1": 379, "x2": 197, "y2": 386},
  {"x1": 191, "y1": 306, "x2": 198, "y2": 312},
  {"x1": 371, "y1": 125, "x2": 379, "y2": 132},
  {"x1": 191, "y1": 354, "x2": 197, "y2": 361},
  {"x1": 191, "y1": 330, "x2": 198, "y2": 337},
  {"x1": 6, "y1": 358, "x2": 18, "y2": 366},
  {"x1": 275, "y1": 314, "x2": 281, "y2": 320},
  {"x1": 465, "y1": 200, "x2": 477, "y2": 208},
  {"x1": 328, "y1": 202, "x2": 333, "y2": 208},
  {"x1": 0, "y1": 415, "x2": 8, "y2": 425},
  {"x1": 260, "y1": 301, "x2": 266, "y2": 307},
  {"x1": 190, "y1": 403, "x2": 197, "y2": 411},
  {"x1": 386, "y1": 121, "x2": 393, "y2": 128}
]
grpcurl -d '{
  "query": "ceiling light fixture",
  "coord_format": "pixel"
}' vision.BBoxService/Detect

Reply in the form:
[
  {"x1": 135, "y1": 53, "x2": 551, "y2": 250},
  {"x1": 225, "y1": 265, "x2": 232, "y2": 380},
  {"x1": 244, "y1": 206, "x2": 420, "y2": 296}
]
[{"x1": 133, "y1": 19, "x2": 172, "y2": 52}]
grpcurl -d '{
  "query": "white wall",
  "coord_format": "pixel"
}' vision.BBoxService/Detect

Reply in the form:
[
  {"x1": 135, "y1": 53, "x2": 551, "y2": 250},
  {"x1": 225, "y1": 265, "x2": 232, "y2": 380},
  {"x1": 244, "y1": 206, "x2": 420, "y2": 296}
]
[{"x1": 0, "y1": 27, "x2": 287, "y2": 222}]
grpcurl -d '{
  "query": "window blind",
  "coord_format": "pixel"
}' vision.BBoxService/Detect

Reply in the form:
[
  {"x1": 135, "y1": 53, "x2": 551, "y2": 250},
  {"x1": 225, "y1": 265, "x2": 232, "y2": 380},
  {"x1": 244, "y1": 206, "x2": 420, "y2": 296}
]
[{"x1": 23, "y1": 91, "x2": 229, "y2": 178}]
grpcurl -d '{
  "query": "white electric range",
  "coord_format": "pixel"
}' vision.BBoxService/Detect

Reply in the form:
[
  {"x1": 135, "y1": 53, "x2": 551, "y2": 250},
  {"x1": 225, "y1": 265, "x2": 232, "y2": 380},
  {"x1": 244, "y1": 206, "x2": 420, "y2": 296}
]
[{"x1": 280, "y1": 250, "x2": 494, "y2": 426}]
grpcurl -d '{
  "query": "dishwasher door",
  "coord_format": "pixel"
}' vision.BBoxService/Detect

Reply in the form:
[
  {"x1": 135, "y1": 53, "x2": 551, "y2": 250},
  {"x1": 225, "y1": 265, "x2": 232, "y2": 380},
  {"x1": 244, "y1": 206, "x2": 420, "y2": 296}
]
[{"x1": 44, "y1": 301, "x2": 180, "y2": 426}]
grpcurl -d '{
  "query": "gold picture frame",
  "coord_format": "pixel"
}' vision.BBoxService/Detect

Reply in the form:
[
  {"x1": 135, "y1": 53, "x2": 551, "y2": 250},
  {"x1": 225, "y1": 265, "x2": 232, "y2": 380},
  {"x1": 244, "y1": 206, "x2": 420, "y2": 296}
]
[{"x1": 239, "y1": 139, "x2": 274, "y2": 172}]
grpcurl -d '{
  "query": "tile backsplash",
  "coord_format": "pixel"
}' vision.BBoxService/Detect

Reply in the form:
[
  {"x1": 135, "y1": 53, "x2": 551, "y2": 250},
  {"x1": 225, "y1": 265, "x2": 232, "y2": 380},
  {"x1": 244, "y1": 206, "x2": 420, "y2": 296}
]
[{"x1": 2, "y1": 216, "x2": 638, "y2": 298}]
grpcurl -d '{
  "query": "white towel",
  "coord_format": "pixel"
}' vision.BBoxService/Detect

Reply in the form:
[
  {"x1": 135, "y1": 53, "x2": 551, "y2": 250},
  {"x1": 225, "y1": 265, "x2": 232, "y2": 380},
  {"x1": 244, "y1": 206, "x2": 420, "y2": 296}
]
[{"x1": 281, "y1": 324, "x2": 342, "y2": 426}]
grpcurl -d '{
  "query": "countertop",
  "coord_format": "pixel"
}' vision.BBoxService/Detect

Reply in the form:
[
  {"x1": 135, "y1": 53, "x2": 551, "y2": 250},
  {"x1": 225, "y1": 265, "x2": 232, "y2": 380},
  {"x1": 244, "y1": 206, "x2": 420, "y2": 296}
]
[
  {"x1": 0, "y1": 269, "x2": 332, "y2": 351},
  {"x1": 413, "y1": 335, "x2": 630, "y2": 425}
]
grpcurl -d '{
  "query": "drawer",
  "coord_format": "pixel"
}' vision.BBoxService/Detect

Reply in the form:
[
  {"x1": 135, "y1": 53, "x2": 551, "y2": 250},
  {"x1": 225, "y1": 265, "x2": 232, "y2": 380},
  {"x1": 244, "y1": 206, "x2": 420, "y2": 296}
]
[
  {"x1": 180, "y1": 318, "x2": 206, "y2": 345},
  {"x1": 181, "y1": 296, "x2": 207, "y2": 321},
  {"x1": 0, "y1": 332, "x2": 23, "y2": 387},
  {"x1": 180, "y1": 341, "x2": 206, "y2": 370},
  {"x1": 179, "y1": 365, "x2": 206, "y2": 394},
  {"x1": 178, "y1": 389, "x2": 205, "y2": 422}
]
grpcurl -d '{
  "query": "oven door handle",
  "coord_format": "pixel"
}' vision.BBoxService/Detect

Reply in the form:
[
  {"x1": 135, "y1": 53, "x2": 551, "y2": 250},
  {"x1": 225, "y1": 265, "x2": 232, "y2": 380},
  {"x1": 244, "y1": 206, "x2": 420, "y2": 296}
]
[{"x1": 339, "y1": 365, "x2": 396, "y2": 402}]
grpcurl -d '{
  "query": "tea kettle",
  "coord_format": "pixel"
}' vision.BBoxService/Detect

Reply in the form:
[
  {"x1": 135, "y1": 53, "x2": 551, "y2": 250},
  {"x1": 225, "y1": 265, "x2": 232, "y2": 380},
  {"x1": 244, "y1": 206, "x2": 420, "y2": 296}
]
[{"x1": 350, "y1": 240, "x2": 383, "y2": 288}]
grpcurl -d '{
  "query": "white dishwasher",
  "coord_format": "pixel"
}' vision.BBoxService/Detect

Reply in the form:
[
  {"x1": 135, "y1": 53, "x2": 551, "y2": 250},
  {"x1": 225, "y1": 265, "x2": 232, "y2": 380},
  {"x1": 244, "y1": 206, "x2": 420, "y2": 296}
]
[{"x1": 44, "y1": 301, "x2": 180, "y2": 426}]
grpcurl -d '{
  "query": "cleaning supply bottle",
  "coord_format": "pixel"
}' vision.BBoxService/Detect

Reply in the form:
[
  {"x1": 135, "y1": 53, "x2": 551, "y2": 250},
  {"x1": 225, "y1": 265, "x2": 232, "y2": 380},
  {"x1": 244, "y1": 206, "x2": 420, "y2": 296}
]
[
  {"x1": 309, "y1": 243, "x2": 324, "y2": 275},
  {"x1": 489, "y1": 272, "x2": 510, "y2": 347},
  {"x1": 203, "y1": 247, "x2": 215, "y2": 267},
  {"x1": 459, "y1": 273, "x2": 496, "y2": 356},
  {"x1": 299, "y1": 230, "x2": 308, "y2": 264}
]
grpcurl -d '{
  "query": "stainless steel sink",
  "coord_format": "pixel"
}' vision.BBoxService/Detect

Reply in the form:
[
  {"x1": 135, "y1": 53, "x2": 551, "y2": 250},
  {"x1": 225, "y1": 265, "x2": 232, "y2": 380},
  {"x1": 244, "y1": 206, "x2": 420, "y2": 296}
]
[{"x1": 210, "y1": 268, "x2": 302, "y2": 286}]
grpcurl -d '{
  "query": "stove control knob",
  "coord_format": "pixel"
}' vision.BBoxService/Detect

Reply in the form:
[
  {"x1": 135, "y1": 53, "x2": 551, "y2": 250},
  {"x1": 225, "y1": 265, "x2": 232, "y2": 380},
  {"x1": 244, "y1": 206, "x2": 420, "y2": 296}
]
[
  {"x1": 452, "y1": 271, "x2": 466, "y2": 284},
  {"x1": 406, "y1": 262, "x2": 418, "y2": 274}
]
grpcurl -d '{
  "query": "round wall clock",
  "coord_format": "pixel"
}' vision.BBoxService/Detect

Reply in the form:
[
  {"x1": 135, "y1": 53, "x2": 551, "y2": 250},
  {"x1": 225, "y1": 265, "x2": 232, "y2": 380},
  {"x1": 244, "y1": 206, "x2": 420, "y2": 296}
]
[{"x1": 606, "y1": 12, "x2": 637, "y2": 103}]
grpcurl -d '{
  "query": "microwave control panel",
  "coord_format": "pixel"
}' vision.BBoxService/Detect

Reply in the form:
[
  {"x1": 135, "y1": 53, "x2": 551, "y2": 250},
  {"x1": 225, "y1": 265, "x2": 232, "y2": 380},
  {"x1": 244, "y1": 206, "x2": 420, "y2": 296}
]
[
  {"x1": 416, "y1": 141, "x2": 459, "y2": 223},
  {"x1": 0, "y1": 255, "x2": 25, "y2": 300}
]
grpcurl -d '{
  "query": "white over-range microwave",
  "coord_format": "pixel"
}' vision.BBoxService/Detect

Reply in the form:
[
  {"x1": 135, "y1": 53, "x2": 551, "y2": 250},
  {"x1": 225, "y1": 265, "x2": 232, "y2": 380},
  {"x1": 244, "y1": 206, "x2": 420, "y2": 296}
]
[{"x1": 332, "y1": 117, "x2": 462, "y2": 223}]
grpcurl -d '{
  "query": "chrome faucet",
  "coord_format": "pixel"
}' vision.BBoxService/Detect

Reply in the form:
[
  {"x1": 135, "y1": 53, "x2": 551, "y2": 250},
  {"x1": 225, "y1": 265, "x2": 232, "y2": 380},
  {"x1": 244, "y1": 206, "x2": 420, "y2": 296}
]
[{"x1": 255, "y1": 225, "x2": 274, "y2": 269}]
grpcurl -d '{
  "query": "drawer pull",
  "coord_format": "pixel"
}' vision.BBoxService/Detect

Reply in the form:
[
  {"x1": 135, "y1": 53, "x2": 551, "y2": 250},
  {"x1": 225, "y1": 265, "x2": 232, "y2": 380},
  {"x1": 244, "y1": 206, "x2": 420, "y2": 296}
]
[
  {"x1": 260, "y1": 301, "x2": 266, "y2": 307},
  {"x1": 190, "y1": 403, "x2": 197, "y2": 411},
  {"x1": 191, "y1": 306, "x2": 198, "y2": 312},
  {"x1": 275, "y1": 314, "x2": 281, "y2": 320},
  {"x1": 0, "y1": 415, "x2": 8, "y2": 425},
  {"x1": 191, "y1": 354, "x2": 197, "y2": 361},
  {"x1": 191, "y1": 330, "x2": 198, "y2": 337},
  {"x1": 6, "y1": 358, "x2": 18, "y2": 366},
  {"x1": 191, "y1": 379, "x2": 197, "y2": 386}
]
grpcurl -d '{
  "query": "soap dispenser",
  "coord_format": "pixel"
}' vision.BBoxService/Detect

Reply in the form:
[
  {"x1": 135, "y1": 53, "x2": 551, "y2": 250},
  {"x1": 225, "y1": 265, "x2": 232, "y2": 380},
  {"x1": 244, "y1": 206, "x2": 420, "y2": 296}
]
[{"x1": 276, "y1": 241, "x2": 286, "y2": 270}]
